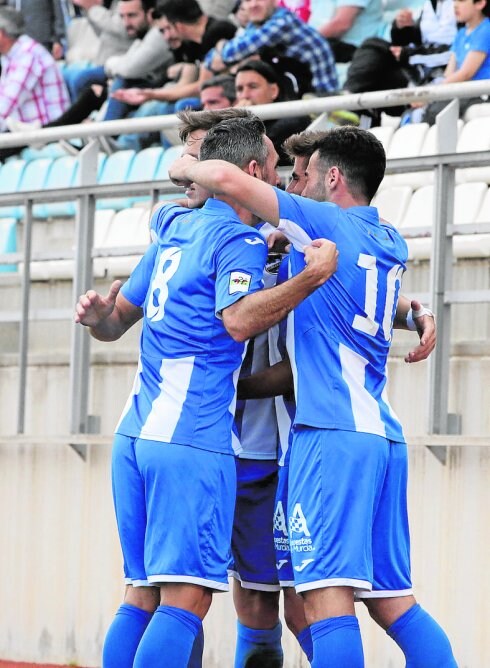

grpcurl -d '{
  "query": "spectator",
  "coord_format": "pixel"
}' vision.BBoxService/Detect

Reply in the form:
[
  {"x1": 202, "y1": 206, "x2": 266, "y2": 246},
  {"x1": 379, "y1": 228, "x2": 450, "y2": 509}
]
[
  {"x1": 420, "y1": 0, "x2": 490, "y2": 123},
  {"x1": 317, "y1": 0, "x2": 386, "y2": 62},
  {"x1": 8, "y1": 0, "x2": 66, "y2": 57},
  {"x1": 344, "y1": 0, "x2": 458, "y2": 121},
  {"x1": 234, "y1": 59, "x2": 310, "y2": 164},
  {"x1": 63, "y1": 0, "x2": 133, "y2": 100},
  {"x1": 205, "y1": 0, "x2": 339, "y2": 93},
  {"x1": 0, "y1": 7, "x2": 70, "y2": 132},
  {"x1": 200, "y1": 74, "x2": 236, "y2": 108}
]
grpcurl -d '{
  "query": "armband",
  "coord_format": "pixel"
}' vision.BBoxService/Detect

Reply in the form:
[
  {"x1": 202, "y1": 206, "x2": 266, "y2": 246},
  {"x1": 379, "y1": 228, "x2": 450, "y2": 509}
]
[{"x1": 406, "y1": 306, "x2": 434, "y2": 331}]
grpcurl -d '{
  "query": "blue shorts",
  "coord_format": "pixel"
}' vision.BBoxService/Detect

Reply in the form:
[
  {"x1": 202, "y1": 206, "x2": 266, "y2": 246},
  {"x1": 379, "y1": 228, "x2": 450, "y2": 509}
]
[
  {"x1": 288, "y1": 428, "x2": 413, "y2": 598},
  {"x1": 273, "y1": 463, "x2": 295, "y2": 587},
  {"x1": 229, "y1": 458, "x2": 280, "y2": 591},
  {"x1": 112, "y1": 434, "x2": 236, "y2": 591}
]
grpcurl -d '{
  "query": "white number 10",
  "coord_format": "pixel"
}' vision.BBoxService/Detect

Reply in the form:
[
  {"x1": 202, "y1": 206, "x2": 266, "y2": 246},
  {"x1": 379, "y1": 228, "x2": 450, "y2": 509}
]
[{"x1": 352, "y1": 253, "x2": 403, "y2": 341}]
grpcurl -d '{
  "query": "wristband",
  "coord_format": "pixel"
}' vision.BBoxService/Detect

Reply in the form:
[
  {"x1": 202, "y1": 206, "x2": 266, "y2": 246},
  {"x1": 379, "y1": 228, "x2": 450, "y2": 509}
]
[{"x1": 406, "y1": 306, "x2": 434, "y2": 331}]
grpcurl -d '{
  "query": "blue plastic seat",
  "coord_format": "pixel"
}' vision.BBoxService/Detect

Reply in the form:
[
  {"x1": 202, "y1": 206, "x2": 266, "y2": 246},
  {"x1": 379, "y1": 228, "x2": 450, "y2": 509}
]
[
  {"x1": 34, "y1": 156, "x2": 80, "y2": 219},
  {"x1": 127, "y1": 146, "x2": 166, "y2": 205},
  {"x1": 154, "y1": 145, "x2": 183, "y2": 181},
  {"x1": 15, "y1": 158, "x2": 54, "y2": 220},
  {"x1": 0, "y1": 217, "x2": 17, "y2": 273},
  {"x1": 0, "y1": 159, "x2": 27, "y2": 219},
  {"x1": 96, "y1": 149, "x2": 136, "y2": 210}
]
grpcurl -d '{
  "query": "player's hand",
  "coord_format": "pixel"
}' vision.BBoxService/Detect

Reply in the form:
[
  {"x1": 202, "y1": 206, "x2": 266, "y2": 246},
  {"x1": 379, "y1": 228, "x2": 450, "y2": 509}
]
[
  {"x1": 168, "y1": 154, "x2": 196, "y2": 187},
  {"x1": 267, "y1": 230, "x2": 289, "y2": 252},
  {"x1": 405, "y1": 299, "x2": 436, "y2": 363},
  {"x1": 75, "y1": 280, "x2": 122, "y2": 327},
  {"x1": 303, "y1": 238, "x2": 338, "y2": 286}
]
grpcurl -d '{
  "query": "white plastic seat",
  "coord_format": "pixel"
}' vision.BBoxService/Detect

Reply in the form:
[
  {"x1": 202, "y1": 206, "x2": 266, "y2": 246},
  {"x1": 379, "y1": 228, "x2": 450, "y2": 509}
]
[
  {"x1": 28, "y1": 209, "x2": 117, "y2": 281},
  {"x1": 368, "y1": 126, "x2": 395, "y2": 154},
  {"x1": 372, "y1": 186, "x2": 412, "y2": 227},
  {"x1": 399, "y1": 185, "x2": 434, "y2": 260},
  {"x1": 456, "y1": 118, "x2": 490, "y2": 185},
  {"x1": 386, "y1": 123, "x2": 429, "y2": 159},
  {"x1": 0, "y1": 217, "x2": 17, "y2": 273},
  {"x1": 453, "y1": 182, "x2": 490, "y2": 258},
  {"x1": 94, "y1": 206, "x2": 151, "y2": 277},
  {"x1": 463, "y1": 102, "x2": 490, "y2": 122}
]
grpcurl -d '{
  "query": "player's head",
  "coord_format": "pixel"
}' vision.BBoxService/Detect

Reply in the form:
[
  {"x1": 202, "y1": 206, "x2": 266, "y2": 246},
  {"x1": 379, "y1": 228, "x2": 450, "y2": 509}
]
[
  {"x1": 177, "y1": 108, "x2": 255, "y2": 207},
  {"x1": 200, "y1": 75, "x2": 236, "y2": 110},
  {"x1": 200, "y1": 116, "x2": 279, "y2": 186},
  {"x1": 283, "y1": 131, "x2": 328, "y2": 195},
  {"x1": 304, "y1": 126, "x2": 386, "y2": 204}
]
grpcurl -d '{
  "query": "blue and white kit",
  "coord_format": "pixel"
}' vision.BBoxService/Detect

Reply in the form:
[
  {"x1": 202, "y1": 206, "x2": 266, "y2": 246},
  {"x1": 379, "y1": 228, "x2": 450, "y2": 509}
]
[
  {"x1": 112, "y1": 199, "x2": 268, "y2": 591},
  {"x1": 274, "y1": 187, "x2": 413, "y2": 598}
]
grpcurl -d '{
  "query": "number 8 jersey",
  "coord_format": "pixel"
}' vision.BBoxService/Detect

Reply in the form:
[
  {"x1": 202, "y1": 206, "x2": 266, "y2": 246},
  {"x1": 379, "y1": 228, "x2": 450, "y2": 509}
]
[{"x1": 274, "y1": 187, "x2": 407, "y2": 443}]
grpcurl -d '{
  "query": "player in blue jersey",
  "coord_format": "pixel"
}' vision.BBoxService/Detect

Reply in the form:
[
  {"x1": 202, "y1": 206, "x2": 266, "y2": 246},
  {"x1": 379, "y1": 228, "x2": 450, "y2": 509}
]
[
  {"x1": 168, "y1": 125, "x2": 456, "y2": 667},
  {"x1": 75, "y1": 116, "x2": 338, "y2": 668},
  {"x1": 173, "y1": 108, "x2": 288, "y2": 667},
  {"x1": 237, "y1": 129, "x2": 439, "y2": 665}
]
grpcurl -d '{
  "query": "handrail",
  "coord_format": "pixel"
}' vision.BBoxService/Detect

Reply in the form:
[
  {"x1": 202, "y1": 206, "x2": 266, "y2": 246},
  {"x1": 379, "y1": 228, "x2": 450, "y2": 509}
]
[{"x1": 0, "y1": 79, "x2": 488, "y2": 149}]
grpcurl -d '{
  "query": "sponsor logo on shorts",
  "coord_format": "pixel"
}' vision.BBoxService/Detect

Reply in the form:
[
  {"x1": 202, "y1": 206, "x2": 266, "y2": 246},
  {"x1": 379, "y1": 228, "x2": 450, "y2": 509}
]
[
  {"x1": 276, "y1": 559, "x2": 288, "y2": 570},
  {"x1": 289, "y1": 503, "x2": 315, "y2": 553},
  {"x1": 294, "y1": 558, "x2": 314, "y2": 572},
  {"x1": 229, "y1": 271, "x2": 252, "y2": 294},
  {"x1": 274, "y1": 500, "x2": 291, "y2": 552}
]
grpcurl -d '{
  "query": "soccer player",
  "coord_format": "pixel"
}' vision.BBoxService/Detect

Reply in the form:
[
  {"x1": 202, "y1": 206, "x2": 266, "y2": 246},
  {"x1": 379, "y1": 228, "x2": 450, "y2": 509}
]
[
  {"x1": 168, "y1": 125, "x2": 457, "y2": 667},
  {"x1": 75, "y1": 116, "x2": 337, "y2": 668}
]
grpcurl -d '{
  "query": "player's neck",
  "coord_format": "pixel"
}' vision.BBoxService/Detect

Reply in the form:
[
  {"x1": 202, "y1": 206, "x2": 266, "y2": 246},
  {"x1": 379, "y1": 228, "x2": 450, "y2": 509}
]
[{"x1": 214, "y1": 194, "x2": 257, "y2": 226}]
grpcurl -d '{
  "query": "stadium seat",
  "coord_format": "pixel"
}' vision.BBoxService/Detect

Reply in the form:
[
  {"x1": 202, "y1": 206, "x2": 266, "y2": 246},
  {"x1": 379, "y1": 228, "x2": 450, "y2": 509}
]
[
  {"x1": 456, "y1": 118, "x2": 490, "y2": 184},
  {"x1": 0, "y1": 217, "x2": 17, "y2": 273},
  {"x1": 126, "y1": 146, "x2": 166, "y2": 206},
  {"x1": 463, "y1": 102, "x2": 490, "y2": 122},
  {"x1": 453, "y1": 182, "x2": 490, "y2": 258},
  {"x1": 386, "y1": 123, "x2": 430, "y2": 159},
  {"x1": 94, "y1": 206, "x2": 151, "y2": 278},
  {"x1": 399, "y1": 185, "x2": 434, "y2": 260},
  {"x1": 154, "y1": 145, "x2": 184, "y2": 181},
  {"x1": 0, "y1": 158, "x2": 27, "y2": 219},
  {"x1": 33, "y1": 156, "x2": 79, "y2": 219},
  {"x1": 372, "y1": 185, "x2": 413, "y2": 227},
  {"x1": 28, "y1": 209, "x2": 117, "y2": 281},
  {"x1": 369, "y1": 125, "x2": 395, "y2": 154},
  {"x1": 96, "y1": 149, "x2": 136, "y2": 210}
]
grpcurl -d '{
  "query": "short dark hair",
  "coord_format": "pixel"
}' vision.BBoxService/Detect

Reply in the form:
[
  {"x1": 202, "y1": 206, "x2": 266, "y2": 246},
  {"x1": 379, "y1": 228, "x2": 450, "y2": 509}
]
[
  {"x1": 200, "y1": 116, "x2": 268, "y2": 169},
  {"x1": 283, "y1": 131, "x2": 328, "y2": 160},
  {"x1": 177, "y1": 108, "x2": 253, "y2": 143},
  {"x1": 235, "y1": 59, "x2": 280, "y2": 86},
  {"x1": 315, "y1": 126, "x2": 386, "y2": 202},
  {"x1": 121, "y1": 0, "x2": 155, "y2": 12},
  {"x1": 154, "y1": 0, "x2": 203, "y2": 23},
  {"x1": 200, "y1": 75, "x2": 236, "y2": 105}
]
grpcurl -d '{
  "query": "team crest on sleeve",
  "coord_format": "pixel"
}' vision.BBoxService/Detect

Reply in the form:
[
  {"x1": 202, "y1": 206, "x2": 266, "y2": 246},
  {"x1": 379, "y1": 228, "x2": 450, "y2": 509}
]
[{"x1": 229, "y1": 271, "x2": 252, "y2": 294}]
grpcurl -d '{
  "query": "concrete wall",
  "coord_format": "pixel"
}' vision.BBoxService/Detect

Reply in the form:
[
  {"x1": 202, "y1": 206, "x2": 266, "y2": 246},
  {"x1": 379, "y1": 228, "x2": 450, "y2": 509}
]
[{"x1": 0, "y1": 257, "x2": 489, "y2": 666}]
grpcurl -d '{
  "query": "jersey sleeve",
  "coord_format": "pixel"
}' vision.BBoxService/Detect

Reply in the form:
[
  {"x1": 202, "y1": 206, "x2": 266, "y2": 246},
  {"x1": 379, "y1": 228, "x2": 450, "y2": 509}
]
[
  {"x1": 215, "y1": 229, "x2": 268, "y2": 316},
  {"x1": 121, "y1": 243, "x2": 159, "y2": 307},
  {"x1": 274, "y1": 187, "x2": 340, "y2": 252}
]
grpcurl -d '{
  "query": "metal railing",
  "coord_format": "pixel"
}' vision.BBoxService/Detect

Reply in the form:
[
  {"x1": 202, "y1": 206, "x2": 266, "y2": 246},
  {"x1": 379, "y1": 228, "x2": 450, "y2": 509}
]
[{"x1": 0, "y1": 81, "x2": 489, "y2": 460}]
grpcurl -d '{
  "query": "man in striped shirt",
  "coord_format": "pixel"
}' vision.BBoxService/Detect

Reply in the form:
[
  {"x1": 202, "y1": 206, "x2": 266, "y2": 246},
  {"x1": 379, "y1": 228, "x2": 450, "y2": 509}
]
[{"x1": 0, "y1": 7, "x2": 69, "y2": 132}]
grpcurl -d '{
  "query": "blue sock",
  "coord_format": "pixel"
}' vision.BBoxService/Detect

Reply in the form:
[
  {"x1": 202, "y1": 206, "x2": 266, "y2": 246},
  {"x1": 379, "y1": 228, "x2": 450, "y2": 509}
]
[
  {"x1": 387, "y1": 604, "x2": 457, "y2": 667},
  {"x1": 188, "y1": 625, "x2": 204, "y2": 667},
  {"x1": 234, "y1": 620, "x2": 283, "y2": 667},
  {"x1": 102, "y1": 603, "x2": 152, "y2": 668},
  {"x1": 310, "y1": 615, "x2": 364, "y2": 668},
  {"x1": 297, "y1": 626, "x2": 313, "y2": 662},
  {"x1": 133, "y1": 605, "x2": 202, "y2": 668}
]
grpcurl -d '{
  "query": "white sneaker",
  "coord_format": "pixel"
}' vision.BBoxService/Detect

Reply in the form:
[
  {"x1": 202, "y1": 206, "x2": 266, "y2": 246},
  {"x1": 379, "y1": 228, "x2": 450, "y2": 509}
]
[
  {"x1": 6, "y1": 117, "x2": 42, "y2": 133},
  {"x1": 6, "y1": 117, "x2": 44, "y2": 149}
]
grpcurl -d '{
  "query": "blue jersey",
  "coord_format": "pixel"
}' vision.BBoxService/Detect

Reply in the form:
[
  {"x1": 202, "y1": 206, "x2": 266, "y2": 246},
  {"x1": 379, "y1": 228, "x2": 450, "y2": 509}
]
[
  {"x1": 275, "y1": 188, "x2": 407, "y2": 443},
  {"x1": 115, "y1": 199, "x2": 268, "y2": 455}
]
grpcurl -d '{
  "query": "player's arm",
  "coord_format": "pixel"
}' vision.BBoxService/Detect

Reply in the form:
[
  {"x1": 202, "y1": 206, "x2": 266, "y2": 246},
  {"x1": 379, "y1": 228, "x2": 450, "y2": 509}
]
[
  {"x1": 222, "y1": 239, "x2": 338, "y2": 342},
  {"x1": 74, "y1": 280, "x2": 143, "y2": 342},
  {"x1": 169, "y1": 154, "x2": 280, "y2": 225},
  {"x1": 238, "y1": 358, "x2": 293, "y2": 399},
  {"x1": 394, "y1": 295, "x2": 436, "y2": 363}
]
